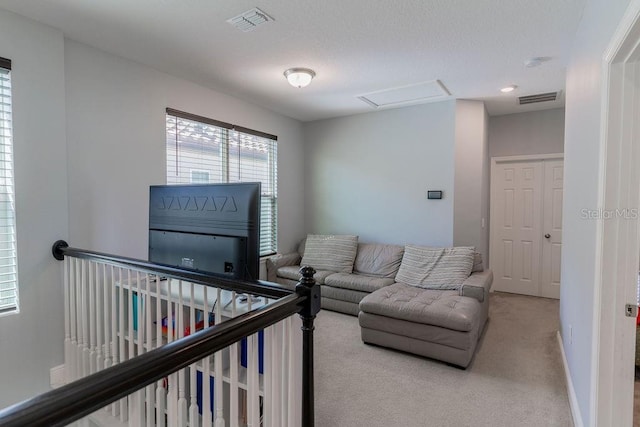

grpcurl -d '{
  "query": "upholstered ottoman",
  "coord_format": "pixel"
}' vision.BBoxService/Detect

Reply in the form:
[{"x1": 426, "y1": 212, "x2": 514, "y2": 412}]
[{"x1": 358, "y1": 283, "x2": 489, "y2": 368}]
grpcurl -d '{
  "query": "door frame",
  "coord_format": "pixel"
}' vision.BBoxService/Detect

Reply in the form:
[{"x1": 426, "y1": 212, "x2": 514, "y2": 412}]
[
  {"x1": 593, "y1": 1, "x2": 640, "y2": 424},
  {"x1": 489, "y1": 153, "x2": 564, "y2": 296}
]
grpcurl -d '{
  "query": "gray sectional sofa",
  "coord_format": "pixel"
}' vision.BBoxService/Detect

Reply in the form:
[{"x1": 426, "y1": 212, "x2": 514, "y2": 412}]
[
  {"x1": 267, "y1": 240, "x2": 404, "y2": 315},
  {"x1": 266, "y1": 237, "x2": 493, "y2": 367}
]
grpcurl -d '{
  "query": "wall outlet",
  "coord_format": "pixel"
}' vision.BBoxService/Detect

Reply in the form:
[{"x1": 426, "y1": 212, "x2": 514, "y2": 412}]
[{"x1": 481, "y1": 218, "x2": 486, "y2": 229}]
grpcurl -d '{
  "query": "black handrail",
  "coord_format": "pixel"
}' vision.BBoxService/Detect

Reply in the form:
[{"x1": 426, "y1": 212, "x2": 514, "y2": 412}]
[
  {"x1": 52, "y1": 240, "x2": 291, "y2": 299},
  {"x1": 0, "y1": 293, "x2": 305, "y2": 427}
]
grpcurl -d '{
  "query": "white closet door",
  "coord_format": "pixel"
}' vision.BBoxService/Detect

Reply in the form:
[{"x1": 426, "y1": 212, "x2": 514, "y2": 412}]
[
  {"x1": 490, "y1": 161, "x2": 544, "y2": 297},
  {"x1": 540, "y1": 160, "x2": 564, "y2": 299}
]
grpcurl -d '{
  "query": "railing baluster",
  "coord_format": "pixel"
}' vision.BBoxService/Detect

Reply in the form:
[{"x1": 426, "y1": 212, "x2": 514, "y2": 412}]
[
  {"x1": 269, "y1": 320, "x2": 280, "y2": 427},
  {"x1": 145, "y1": 273, "x2": 155, "y2": 427},
  {"x1": 89, "y1": 262, "x2": 97, "y2": 375},
  {"x1": 63, "y1": 256, "x2": 71, "y2": 384},
  {"x1": 103, "y1": 264, "x2": 110, "y2": 376},
  {"x1": 202, "y1": 285, "x2": 212, "y2": 427},
  {"x1": 247, "y1": 297, "x2": 259, "y2": 427},
  {"x1": 110, "y1": 265, "x2": 119, "y2": 418},
  {"x1": 95, "y1": 263, "x2": 104, "y2": 375},
  {"x1": 156, "y1": 276, "x2": 167, "y2": 427},
  {"x1": 188, "y1": 282, "x2": 199, "y2": 427},
  {"x1": 68, "y1": 257, "x2": 77, "y2": 383},
  {"x1": 177, "y1": 281, "x2": 188, "y2": 426},
  {"x1": 214, "y1": 287, "x2": 224, "y2": 427},
  {"x1": 230, "y1": 291, "x2": 239, "y2": 427},
  {"x1": 75, "y1": 259, "x2": 81, "y2": 381},
  {"x1": 80, "y1": 260, "x2": 89, "y2": 378},
  {"x1": 166, "y1": 278, "x2": 177, "y2": 426},
  {"x1": 132, "y1": 270, "x2": 145, "y2": 427},
  {"x1": 118, "y1": 267, "x2": 128, "y2": 422},
  {"x1": 263, "y1": 318, "x2": 272, "y2": 427},
  {"x1": 281, "y1": 318, "x2": 290, "y2": 426}
]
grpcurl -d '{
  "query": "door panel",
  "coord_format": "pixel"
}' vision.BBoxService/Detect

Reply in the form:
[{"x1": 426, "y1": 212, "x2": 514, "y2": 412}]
[
  {"x1": 541, "y1": 160, "x2": 564, "y2": 299},
  {"x1": 491, "y1": 161, "x2": 543, "y2": 296}
]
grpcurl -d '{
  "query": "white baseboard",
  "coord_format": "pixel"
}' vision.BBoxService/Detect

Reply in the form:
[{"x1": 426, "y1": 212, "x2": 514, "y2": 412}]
[
  {"x1": 557, "y1": 331, "x2": 584, "y2": 427},
  {"x1": 50, "y1": 364, "x2": 65, "y2": 389}
]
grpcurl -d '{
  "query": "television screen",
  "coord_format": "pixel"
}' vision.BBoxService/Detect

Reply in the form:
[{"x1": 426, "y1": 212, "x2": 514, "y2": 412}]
[{"x1": 148, "y1": 183, "x2": 260, "y2": 280}]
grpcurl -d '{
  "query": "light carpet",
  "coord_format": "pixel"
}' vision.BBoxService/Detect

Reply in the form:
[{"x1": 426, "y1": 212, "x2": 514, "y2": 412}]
[{"x1": 314, "y1": 292, "x2": 572, "y2": 427}]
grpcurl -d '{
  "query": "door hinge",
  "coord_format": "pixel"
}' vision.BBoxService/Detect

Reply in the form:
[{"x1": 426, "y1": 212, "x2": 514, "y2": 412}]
[{"x1": 625, "y1": 304, "x2": 638, "y2": 317}]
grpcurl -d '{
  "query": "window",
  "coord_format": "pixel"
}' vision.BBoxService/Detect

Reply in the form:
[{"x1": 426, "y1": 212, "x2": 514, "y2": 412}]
[
  {"x1": 0, "y1": 57, "x2": 17, "y2": 314},
  {"x1": 190, "y1": 170, "x2": 210, "y2": 184},
  {"x1": 165, "y1": 108, "x2": 278, "y2": 256}
]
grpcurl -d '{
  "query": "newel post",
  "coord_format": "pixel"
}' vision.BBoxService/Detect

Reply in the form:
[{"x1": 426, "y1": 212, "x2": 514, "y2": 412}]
[
  {"x1": 295, "y1": 265, "x2": 320, "y2": 427},
  {"x1": 52, "y1": 240, "x2": 69, "y2": 261}
]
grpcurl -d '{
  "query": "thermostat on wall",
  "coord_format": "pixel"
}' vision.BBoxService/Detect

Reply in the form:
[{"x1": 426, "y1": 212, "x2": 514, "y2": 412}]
[{"x1": 427, "y1": 190, "x2": 443, "y2": 200}]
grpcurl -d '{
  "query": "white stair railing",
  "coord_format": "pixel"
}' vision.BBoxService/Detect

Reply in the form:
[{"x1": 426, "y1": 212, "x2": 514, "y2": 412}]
[{"x1": 61, "y1": 255, "x2": 303, "y2": 427}]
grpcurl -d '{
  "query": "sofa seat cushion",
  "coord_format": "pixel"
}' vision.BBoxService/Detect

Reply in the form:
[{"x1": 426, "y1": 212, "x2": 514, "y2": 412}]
[
  {"x1": 322, "y1": 285, "x2": 369, "y2": 304},
  {"x1": 359, "y1": 283, "x2": 481, "y2": 332},
  {"x1": 276, "y1": 265, "x2": 334, "y2": 285},
  {"x1": 358, "y1": 312, "x2": 478, "y2": 351},
  {"x1": 324, "y1": 273, "x2": 395, "y2": 293}
]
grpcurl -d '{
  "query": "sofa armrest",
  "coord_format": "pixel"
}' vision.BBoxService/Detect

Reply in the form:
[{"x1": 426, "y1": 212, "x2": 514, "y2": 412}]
[
  {"x1": 461, "y1": 270, "x2": 493, "y2": 302},
  {"x1": 265, "y1": 252, "x2": 301, "y2": 283}
]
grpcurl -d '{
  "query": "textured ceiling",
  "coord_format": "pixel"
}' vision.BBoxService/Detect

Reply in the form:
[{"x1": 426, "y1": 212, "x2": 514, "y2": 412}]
[{"x1": 0, "y1": 0, "x2": 587, "y2": 121}]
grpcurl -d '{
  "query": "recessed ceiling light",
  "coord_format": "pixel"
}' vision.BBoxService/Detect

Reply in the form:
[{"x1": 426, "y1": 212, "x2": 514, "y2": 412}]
[{"x1": 501, "y1": 85, "x2": 518, "y2": 93}]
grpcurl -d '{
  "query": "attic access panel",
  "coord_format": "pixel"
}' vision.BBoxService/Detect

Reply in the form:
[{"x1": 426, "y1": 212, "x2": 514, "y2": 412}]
[{"x1": 358, "y1": 80, "x2": 451, "y2": 109}]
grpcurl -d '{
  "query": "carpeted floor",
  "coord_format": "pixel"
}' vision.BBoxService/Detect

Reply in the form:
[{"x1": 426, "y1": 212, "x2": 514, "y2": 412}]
[{"x1": 314, "y1": 292, "x2": 573, "y2": 427}]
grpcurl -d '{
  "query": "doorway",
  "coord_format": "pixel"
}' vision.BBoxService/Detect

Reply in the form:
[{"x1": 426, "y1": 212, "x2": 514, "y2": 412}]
[
  {"x1": 489, "y1": 154, "x2": 564, "y2": 299},
  {"x1": 594, "y1": 2, "x2": 640, "y2": 424}
]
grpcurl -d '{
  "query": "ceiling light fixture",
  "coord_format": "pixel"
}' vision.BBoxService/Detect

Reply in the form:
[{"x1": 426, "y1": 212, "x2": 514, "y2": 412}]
[
  {"x1": 500, "y1": 85, "x2": 518, "y2": 93},
  {"x1": 524, "y1": 56, "x2": 552, "y2": 68},
  {"x1": 284, "y1": 68, "x2": 316, "y2": 88}
]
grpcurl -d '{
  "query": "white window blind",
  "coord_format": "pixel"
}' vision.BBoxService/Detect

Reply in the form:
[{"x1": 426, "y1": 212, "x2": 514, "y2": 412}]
[
  {"x1": 0, "y1": 58, "x2": 18, "y2": 314},
  {"x1": 165, "y1": 109, "x2": 278, "y2": 256}
]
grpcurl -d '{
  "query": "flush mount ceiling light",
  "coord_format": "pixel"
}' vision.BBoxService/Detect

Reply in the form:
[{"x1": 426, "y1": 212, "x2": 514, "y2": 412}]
[
  {"x1": 500, "y1": 85, "x2": 518, "y2": 93},
  {"x1": 524, "y1": 56, "x2": 553, "y2": 68},
  {"x1": 284, "y1": 68, "x2": 316, "y2": 88}
]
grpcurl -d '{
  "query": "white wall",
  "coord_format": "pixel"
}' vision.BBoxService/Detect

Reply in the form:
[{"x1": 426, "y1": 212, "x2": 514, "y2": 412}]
[
  {"x1": 453, "y1": 100, "x2": 490, "y2": 262},
  {"x1": 303, "y1": 101, "x2": 456, "y2": 246},
  {"x1": 489, "y1": 108, "x2": 565, "y2": 158},
  {"x1": 65, "y1": 40, "x2": 306, "y2": 259},
  {"x1": 560, "y1": 0, "x2": 631, "y2": 425},
  {"x1": 0, "y1": 10, "x2": 69, "y2": 407}
]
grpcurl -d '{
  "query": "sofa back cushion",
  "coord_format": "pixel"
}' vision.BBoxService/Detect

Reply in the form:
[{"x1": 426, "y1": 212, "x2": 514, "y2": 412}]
[
  {"x1": 301, "y1": 234, "x2": 359, "y2": 273},
  {"x1": 395, "y1": 245, "x2": 475, "y2": 287},
  {"x1": 354, "y1": 243, "x2": 404, "y2": 278},
  {"x1": 472, "y1": 252, "x2": 484, "y2": 272}
]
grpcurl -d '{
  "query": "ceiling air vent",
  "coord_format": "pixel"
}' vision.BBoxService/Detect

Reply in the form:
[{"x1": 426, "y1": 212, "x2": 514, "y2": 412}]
[
  {"x1": 227, "y1": 8, "x2": 273, "y2": 32},
  {"x1": 518, "y1": 92, "x2": 559, "y2": 105}
]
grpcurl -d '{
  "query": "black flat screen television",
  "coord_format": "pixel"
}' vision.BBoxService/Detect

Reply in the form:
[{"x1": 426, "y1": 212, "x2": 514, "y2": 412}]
[{"x1": 148, "y1": 183, "x2": 261, "y2": 280}]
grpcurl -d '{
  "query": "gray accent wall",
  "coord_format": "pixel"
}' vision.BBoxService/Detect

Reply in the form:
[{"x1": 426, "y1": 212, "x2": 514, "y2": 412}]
[
  {"x1": 0, "y1": 9, "x2": 69, "y2": 407},
  {"x1": 304, "y1": 102, "x2": 456, "y2": 247},
  {"x1": 489, "y1": 108, "x2": 565, "y2": 158}
]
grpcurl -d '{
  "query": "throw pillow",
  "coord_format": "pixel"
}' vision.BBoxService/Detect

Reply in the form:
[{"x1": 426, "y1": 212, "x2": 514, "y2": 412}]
[
  {"x1": 395, "y1": 245, "x2": 475, "y2": 287},
  {"x1": 301, "y1": 234, "x2": 358, "y2": 273}
]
